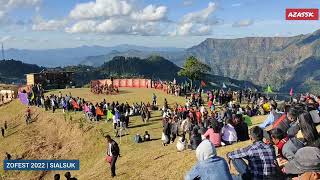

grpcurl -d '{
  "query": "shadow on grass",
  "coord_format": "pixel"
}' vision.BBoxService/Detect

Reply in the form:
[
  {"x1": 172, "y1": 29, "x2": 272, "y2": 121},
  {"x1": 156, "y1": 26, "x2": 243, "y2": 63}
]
[
  {"x1": 9, "y1": 123, "x2": 21, "y2": 130},
  {"x1": 30, "y1": 113, "x2": 40, "y2": 123},
  {"x1": 149, "y1": 117, "x2": 163, "y2": 122},
  {"x1": 5, "y1": 130, "x2": 19, "y2": 138},
  {"x1": 129, "y1": 122, "x2": 156, "y2": 129}
]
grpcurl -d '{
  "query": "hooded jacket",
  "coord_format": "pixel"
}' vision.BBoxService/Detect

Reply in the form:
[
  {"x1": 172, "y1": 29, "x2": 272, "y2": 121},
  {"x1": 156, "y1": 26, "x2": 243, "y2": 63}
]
[{"x1": 185, "y1": 140, "x2": 233, "y2": 180}]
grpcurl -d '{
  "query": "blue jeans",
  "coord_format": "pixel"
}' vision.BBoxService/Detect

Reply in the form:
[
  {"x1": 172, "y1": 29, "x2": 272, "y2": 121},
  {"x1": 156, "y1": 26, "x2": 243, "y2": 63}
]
[{"x1": 231, "y1": 158, "x2": 251, "y2": 180}]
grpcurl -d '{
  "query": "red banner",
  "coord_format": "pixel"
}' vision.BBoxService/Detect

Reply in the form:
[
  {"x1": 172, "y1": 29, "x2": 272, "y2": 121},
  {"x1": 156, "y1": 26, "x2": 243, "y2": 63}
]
[
  {"x1": 113, "y1": 79, "x2": 120, "y2": 88},
  {"x1": 91, "y1": 78, "x2": 152, "y2": 89},
  {"x1": 127, "y1": 79, "x2": 132, "y2": 87},
  {"x1": 133, "y1": 79, "x2": 139, "y2": 87},
  {"x1": 120, "y1": 79, "x2": 127, "y2": 87}
]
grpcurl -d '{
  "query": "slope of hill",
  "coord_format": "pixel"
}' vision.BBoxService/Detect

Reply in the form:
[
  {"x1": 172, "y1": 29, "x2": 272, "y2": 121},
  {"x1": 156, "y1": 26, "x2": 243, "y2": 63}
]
[
  {"x1": 0, "y1": 60, "x2": 44, "y2": 84},
  {"x1": 0, "y1": 88, "x2": 266, "y2": 180},
  {"x1": 185, "y1": 29, "x2": 320, "y2": 93}
]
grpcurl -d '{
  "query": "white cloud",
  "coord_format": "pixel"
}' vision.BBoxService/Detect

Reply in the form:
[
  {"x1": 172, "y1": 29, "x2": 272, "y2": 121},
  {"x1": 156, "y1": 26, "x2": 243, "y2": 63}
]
[
  {"x1": 67, "y1": 0, "x2": 170, "y2": 36},
  {"x1": 131, "y1": 22, "x2": 167, "y2": 36},
  {"x1": 96, "y1": 18, "x2": 130, "y2": 33},
  {"x1": 182, "y1": 0, "x2": 193, "y2": 6},
  {"x1": 32, "y1": 16, "x2": 68, "y2": 31},
  {"x1": 65, "y1": 20, "x2": 97, "y2": 33},
  {"x1": 0, "y1": 0, "x2": 41, "y2": 26},
  {"x1": 232, "y1": 19, "x2": 254, "y2": 27},
  {"x1": 172, "y1": 23, "x2": 211, "y2": 36},
  {"x1": 69, "y1": 0, "x2": 132, "y2": 19},
  {"x1": 172, "y1": 2, "x2": 217, "y2": 36},
  {"x1": 0, "y1": 0, "x2": 41, "y2": 13},
  {"x1": 182, "y1": 2, "x2": 217, "y2": 25},
  {"x1": 174, "y1": 23, "x2": 192, "y2": 36},
  {"x1": 131, "y1": 5, "x2": 167, "y2": 21}
]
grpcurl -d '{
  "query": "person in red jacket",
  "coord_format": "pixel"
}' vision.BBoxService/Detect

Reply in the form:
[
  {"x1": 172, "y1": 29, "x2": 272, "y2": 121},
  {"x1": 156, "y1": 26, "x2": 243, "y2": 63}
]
[{"x1": 196, "y1": 109, "x2": 202, "y2": 124}]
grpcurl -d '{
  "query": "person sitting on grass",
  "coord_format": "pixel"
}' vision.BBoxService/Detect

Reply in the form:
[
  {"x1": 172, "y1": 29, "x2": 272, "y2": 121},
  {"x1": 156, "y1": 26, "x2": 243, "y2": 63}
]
[
  {"x1": 176, "y1": 133, "x2": 187, "y2": 152},
  {"x1": 227, "y1": 126, "x2": 279, "y2": 180},
  {"x1": 233, "y1": 114, "x2": 249, "y2": 142},
  {"x1": 64, "y1": 171, "x2": 77, "y2": 180},
  {"x1": 221, "y1": 118, "x2": 237, "y2": 145},
  {"x1": 144, "y1": 131, "x2": 151, "y2": 141},
  {"x1": 259, "y1": 102, "x2": 281, "y2": 129},
  {"x1": 283, "y1": 147, "x2": 320, "y2": 179},
  {"x1": 54, "y1": 174, "x2": 60, "y2": 180},
  {"x1": 189, "y1": 128, "x2": 202, "y2": 150},
  {"x1": 185, "y1": 139, "x2": 233, "y2": 180},
  {"x1": 203, "y1": 120, "x2": 221, "y2": 147},
  {"x1": 271, "y1": 104, "x2": 291, "y2": 133},
  {"x1": 270, "y1": 128, "x2": 304, "y2": 164},
  {"x1": 297, "y1": 112, "x2": 320, "y2": 147}
]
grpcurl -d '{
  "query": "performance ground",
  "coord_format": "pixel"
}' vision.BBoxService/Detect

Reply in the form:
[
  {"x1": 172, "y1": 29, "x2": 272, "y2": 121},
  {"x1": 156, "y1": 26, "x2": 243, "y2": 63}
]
[{"x1": 0, "y1": 88, "x2": 267, "y2": 180}]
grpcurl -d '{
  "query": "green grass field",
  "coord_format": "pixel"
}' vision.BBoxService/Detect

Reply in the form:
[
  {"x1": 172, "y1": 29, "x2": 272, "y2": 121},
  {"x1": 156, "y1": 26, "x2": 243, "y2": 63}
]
[{"x1": 0, "y1": 88, "x2": 267, "y2": 180}]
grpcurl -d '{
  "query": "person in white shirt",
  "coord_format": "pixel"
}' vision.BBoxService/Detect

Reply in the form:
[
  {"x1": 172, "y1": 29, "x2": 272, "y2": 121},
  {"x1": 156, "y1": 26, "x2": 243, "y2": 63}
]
[
  {"x1": 113, "y1": 115, "x2": 119, "y2": 137},
  {"x1": 221, "y1": 118, "x2": 237, "y2": 145},
  {"x1": 176, "y1": 134, "x2": 187, "y2": 151}
]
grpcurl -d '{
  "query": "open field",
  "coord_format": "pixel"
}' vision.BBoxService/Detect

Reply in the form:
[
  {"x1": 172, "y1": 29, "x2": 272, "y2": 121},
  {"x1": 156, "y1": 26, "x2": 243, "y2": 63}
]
[{"x1": 0, "y1": 88, "x2": 267, "y2": 180}]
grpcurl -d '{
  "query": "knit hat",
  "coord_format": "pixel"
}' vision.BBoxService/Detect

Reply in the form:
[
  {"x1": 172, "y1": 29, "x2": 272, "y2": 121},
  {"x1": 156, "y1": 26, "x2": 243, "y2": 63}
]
[
  {"x1": 196, "y1": 139, "x2": 217, "y2": 161},
  {"x1": 285, "y1": 147, "x2": 320, "y2": 175}
]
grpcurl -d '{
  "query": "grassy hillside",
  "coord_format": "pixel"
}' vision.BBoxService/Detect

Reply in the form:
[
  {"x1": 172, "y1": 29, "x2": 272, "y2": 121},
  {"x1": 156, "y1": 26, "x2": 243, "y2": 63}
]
[{"x1": 0, "y1": 88, "x2": 266, "y2": 180}]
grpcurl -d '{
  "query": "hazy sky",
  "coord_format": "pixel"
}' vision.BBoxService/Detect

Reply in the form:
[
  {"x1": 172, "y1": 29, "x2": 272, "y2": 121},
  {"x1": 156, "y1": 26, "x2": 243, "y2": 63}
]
[{"x1": 0, "y1": 0, "x2": 319, "y2": 49}]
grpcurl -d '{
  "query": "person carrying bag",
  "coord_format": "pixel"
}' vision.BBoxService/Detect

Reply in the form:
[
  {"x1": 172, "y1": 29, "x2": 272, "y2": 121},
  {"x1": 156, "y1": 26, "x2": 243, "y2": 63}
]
[{"x1": 105, "y1": 135, "x2": 120, "y2": 178}]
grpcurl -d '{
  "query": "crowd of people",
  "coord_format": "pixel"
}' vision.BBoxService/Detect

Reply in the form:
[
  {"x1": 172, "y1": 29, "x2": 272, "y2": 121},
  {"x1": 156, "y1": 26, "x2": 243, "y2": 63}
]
[
  {"x1": 183, "y1": 93, "x2": 320, "y2": 180},
  {"x1": 90, "y1": 81, "x2": 119, "y2": 95},
  {"x1": 0, "y1": 90, "x2": 14, "y2": 106},
  {"x1": 13, "y1": 82, "x2": 320, "y2": 179},
  {"x1": 160, "y1": 88, "x2": 265, "y2": 150}
]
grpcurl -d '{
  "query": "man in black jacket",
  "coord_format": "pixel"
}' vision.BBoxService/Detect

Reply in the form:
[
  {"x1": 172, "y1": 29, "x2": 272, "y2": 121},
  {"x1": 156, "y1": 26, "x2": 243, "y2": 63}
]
[{"x1": 106, "y1": 135, "x2": 120, "y2": 178}]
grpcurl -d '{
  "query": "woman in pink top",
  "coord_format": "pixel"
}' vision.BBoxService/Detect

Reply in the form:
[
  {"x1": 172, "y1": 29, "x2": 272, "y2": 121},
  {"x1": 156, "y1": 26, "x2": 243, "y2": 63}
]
[{"x1": 203, "y1": 121, "x2": 221, "y2": 147}]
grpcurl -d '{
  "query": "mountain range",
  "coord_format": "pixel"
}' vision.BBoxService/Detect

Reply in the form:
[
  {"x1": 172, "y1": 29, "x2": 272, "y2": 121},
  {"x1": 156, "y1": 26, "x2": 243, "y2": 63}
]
[
  {"x1": 3, "y1": 44, "x2": 185, "y2": 67},
  {"x1": 0, "y1": 57, "x2": 258, "y2": 91},
  {"x1": 2, "y1": 29, "x2": 320, "y2": 93},
  {"x1": 79, "y1": 30, "x2": 320, "y2": 93}
]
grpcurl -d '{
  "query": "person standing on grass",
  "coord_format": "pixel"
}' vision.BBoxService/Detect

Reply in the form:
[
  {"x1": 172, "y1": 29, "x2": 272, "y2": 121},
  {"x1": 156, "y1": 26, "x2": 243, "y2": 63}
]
[
  {"x1": 1, "y1": 127, "x2": 4, "y2": 137},
  {"x1": 106, "y1": 135, "x2": 120, "y2": 178},
  {"x1": 25, "y1": 107, "x2": 31, "y2": 125},
  {"x1": 152, "y1": 93, "x2": 157, "y2": 106},
  {"x1": 4, "y1": 121, "x2": 7, "y2": 130}
]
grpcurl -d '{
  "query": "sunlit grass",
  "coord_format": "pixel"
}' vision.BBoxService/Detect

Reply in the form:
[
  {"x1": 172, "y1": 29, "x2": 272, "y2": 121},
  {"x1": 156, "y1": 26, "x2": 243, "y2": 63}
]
[{"x1": 0, "y1": 88, "x2": 267, "y2": 180}]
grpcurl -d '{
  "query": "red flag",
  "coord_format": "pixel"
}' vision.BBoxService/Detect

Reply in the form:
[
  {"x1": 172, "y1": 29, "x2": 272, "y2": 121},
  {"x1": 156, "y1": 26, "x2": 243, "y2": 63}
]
[
  {"x1": 289, "y1": 88, "x2": 293, "y2": 96},
  {"x1": 201, "y1": 80, "x2": 206, "y2": 87}
]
